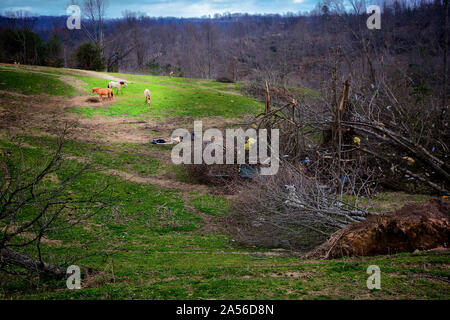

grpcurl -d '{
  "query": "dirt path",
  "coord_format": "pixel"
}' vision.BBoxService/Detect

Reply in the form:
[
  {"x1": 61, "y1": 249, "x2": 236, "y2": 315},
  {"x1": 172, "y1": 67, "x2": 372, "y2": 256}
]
[
  {"x1": 74, "y1": 70, "x2": 127, "y2": 82},
  {"x1": 63, "y1": 155, "x2": 221, "y2": 232},
  {"x1": 106, "y1": 168, "x2": 211, "y2": 194},
  {"x1": 59, "y1": 75, "x2": 89, "y2": 92}
]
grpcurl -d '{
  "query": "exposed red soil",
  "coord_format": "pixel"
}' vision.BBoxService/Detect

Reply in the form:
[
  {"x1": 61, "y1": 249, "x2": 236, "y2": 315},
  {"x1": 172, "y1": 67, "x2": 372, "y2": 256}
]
[{"x1": 306, "y1": 199, "x2": 450, "y2": 259}]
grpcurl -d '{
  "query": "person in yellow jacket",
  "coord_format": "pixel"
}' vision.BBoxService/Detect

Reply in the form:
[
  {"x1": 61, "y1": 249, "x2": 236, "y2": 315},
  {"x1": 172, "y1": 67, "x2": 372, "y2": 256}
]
[{"x1": 245, "y1": 138, "x2": 257, "y2": 151}]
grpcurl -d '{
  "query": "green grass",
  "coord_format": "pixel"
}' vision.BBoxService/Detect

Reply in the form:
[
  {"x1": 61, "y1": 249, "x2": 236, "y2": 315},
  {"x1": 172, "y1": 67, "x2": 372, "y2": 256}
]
[
  {"x1": 16, "y1": 134, "x2": 163, "y2": 175},
  {"x1": 286, "y1": 85, "x2": 322, "y2": 99},
  {"x1": 0, "y1": 64, "x2": 262, "y2": 119},
  {"x1": 345, "y1": 192, "x2": 435, "y2": 213},
  {"x1": 190, "y1": 194, "x2": 230, "y2": 216},
  {"x1": 0, "y1": 64, "x2": 448, "y2": 300},
  {"x1": 2, "y1": 134, "x2": 448, "y2": 300},
  {"x1": 70, "y1": 73, "x2": 263, "y2": 118},
  {"x1": 0, "y1": 69, "x2": 76, "y2": 97}
]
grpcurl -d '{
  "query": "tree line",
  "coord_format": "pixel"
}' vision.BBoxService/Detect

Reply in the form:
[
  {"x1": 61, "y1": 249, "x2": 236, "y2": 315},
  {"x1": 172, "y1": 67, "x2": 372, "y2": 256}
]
[{"x1": 0, "y1": 0, "x2": 447, "y2": 96}]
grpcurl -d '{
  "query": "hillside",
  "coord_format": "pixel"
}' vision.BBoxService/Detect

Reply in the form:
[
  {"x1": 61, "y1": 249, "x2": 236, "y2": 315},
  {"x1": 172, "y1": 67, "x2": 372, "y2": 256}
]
[{"x1": 0, "y1": 64, "x2": 448, "y2": 300}]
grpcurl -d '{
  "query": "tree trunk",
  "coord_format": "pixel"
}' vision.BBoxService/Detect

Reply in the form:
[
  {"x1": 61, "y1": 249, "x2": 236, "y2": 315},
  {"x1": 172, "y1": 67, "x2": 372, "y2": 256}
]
[
  {"x1": 443, "y1": 0, "x2": 449, "y2": 117},
  {"x1": 265, "y1": 80, "x2": 271, "y2": 115},
  {"x1": 0, "y1": 247, "x2": 67, "y2": 279}
]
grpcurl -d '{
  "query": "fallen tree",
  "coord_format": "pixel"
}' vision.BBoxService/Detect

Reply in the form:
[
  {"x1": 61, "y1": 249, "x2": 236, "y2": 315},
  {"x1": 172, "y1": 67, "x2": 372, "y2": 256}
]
[{"x1": 227, "y1": 163, "x2": 369, "y2": 251}]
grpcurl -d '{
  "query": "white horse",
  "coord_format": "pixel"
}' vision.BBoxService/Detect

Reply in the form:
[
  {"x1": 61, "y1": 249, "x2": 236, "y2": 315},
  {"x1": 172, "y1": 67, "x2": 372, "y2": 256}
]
[
  {"x1": 108, "y1": 81, "x2": 127, "y2": 94},
  {"x1": 144, "y1": 89, "x2": 151, "y2": 104}
]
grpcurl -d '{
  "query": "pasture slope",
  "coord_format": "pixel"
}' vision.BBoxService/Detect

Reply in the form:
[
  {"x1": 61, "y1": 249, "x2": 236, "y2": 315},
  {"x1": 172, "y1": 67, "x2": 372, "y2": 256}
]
[{"x1": 0, "y1": 63, "x2": 448, "y2": 300}]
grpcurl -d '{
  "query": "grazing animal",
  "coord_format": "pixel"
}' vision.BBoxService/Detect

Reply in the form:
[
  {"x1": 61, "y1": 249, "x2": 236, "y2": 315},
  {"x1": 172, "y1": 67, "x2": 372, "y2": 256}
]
[
  {"x1": 144, "y1": 89, "x2": 151, "y2": 104},
  {"x1": 108, "y1": 81, "x2": 127, "y2": 94},
  {"x1": 92, "y1": 88, "x2": 114, "y2": 100}
]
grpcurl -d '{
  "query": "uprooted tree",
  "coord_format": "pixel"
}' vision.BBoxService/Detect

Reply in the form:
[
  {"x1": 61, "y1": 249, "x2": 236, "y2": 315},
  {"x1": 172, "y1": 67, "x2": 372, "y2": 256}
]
[
  {"x1": 178, "y1": 1, "x2": 449, "y2": 251},
  {"x1": 0, "y1": 132, "x2": 112, "y2": 279},
  {"x1": 229, "y1": 39, "x2": 448, "y2": 251}
]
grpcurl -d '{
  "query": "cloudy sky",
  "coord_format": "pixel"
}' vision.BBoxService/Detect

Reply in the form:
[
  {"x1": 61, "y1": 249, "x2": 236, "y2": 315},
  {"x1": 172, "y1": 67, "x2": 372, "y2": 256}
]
[{"x1": 0, "y1": 0, "x2": 321, "y2": 18}]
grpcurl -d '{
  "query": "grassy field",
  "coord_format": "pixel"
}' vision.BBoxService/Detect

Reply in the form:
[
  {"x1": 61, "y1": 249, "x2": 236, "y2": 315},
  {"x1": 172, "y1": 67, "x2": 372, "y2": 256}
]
[
  {"x1": 0, "y1": 69, "x2": 77, "y2": 97},
  {"x1": 0, "y1": 64, "x2": 448, "y2": 300},
  {"x1": 71, "y1": 73, "x2": 262, "y2": 118}
]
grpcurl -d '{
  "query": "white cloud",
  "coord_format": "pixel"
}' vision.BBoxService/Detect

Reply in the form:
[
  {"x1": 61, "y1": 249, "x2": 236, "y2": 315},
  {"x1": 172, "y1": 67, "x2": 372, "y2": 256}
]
[
  {"x1": 138, "y1": 2, "x2": 217, "y2": 17},
  {"x1": 4, "y1": 6, "x2": 33, "y2": 12},
  {"x1": 0, "y1": 0, "x2": 318, "y2": 18}
]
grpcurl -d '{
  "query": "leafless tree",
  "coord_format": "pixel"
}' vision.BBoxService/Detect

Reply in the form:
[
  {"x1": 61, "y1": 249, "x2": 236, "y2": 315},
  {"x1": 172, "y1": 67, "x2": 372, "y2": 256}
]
[
  {"x1": 81, "y1": 0, "x2": 108, "y2": 51},
  {"x1": 0, "y1": 132, "x2": 113, "y2": 279},
  {"x1": 201, "y1": 21, "x2": 219, "y2": 79},
  {"x1": 442, "y1": 0, "x2": 449, "y2": 117}
]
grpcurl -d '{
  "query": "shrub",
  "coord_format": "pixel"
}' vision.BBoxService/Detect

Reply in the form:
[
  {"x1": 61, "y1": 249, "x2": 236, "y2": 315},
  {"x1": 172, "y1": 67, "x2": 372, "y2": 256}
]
[{"x1": 75, "y1": 43, "x2": 105, "y2": 71}]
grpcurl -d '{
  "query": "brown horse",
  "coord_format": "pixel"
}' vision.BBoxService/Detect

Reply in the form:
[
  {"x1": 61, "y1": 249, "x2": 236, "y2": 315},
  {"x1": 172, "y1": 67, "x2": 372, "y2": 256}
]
[{"x1": 92, "y1": 88, "x2": 114, "y2": 100}]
